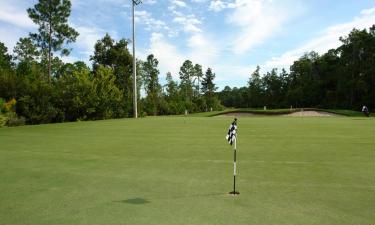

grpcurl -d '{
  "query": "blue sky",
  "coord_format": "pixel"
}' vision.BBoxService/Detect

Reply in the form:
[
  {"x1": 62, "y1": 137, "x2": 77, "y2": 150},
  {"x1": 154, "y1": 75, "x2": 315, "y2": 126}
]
[{"x1": 1, "y1": 0, "x2": 375, "y2": 89}]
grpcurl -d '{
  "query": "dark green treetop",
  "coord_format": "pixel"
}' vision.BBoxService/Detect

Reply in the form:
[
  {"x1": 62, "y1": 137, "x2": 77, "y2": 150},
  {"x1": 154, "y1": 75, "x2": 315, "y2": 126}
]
[
  {"x1": 13, "y1": 37, "x2": 40, "y2": 62},
  {"x1": 28, "y1": 0, "x2": 79, "y2": 78}
]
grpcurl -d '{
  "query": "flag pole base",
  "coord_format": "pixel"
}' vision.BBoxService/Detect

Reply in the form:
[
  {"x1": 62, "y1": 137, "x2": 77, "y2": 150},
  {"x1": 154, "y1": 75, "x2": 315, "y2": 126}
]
[{"x1": 228, "y1": 191, "x2": 240, "y2": 195}]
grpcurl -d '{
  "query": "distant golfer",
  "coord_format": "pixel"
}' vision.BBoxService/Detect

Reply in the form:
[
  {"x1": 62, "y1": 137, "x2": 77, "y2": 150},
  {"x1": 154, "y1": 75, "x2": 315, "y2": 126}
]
[{"x1": 362, "y1": 105, "x2": 369, "y2": 117}]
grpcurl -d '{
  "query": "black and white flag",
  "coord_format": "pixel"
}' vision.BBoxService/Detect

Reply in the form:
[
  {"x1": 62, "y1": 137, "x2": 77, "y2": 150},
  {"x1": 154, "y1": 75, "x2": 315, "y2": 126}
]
[{"x1": 226, "y1": 119, "x2": 237, "y2": 145}]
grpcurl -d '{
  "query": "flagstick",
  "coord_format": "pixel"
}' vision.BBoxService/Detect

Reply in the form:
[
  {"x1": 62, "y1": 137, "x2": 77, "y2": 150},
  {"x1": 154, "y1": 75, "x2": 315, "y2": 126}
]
[
  {"x1": 233, "y1": 138, "x2": 237, "y2": 193},
  {"x1": 230, "y1": 129, "x2": 239, "y2": 195}
]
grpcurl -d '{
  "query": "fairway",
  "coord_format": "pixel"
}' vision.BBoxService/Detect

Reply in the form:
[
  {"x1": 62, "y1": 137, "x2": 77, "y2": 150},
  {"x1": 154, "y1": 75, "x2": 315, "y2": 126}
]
[{"x1": 1, "y1": 116, "x2": 375, "y2": 225}]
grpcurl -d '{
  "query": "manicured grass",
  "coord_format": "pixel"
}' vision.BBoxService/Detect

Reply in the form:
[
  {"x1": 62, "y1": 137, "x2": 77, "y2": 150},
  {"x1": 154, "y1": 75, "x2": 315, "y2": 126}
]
[{"x1": 1, "y1": 116, "x2": 375, "y2": 225}]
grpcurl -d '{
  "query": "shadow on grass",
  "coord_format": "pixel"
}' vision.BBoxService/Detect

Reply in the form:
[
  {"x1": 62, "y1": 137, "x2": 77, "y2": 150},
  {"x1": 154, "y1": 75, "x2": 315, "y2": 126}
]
[
  {"x1": 162, "y1": 192, "x2": 225, "y2": 200},
  {"x1": 115, "y1": 198, "x2": 150, "y2": 205},
  {"x1": 115, "y1": 192, "x2": 224, "y2": 205}
]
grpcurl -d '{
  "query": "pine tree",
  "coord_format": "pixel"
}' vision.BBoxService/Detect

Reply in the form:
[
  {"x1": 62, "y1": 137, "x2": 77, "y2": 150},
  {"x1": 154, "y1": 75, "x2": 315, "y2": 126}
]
[
  {"x1": 28, "y1": 0, "x2": 79, "y2": 80},
  {"x1": 201, "y1": 68, "x2": 218, "y2": 109},
  {"x1": 143, "y1": 54, "x2": 161, "y2": 115},
  {"x1": 13, "y1": 37, "x2": 40, "y2": 62},
  {"x1": 193, "y1": 63, "x2": 203, "y2": 97},
  {"x1": 0, "y1": 42, "x2": 13, "y2": 70},
  {"x1": 179, "y1": 60, "x2": 194, "y2": 104}
]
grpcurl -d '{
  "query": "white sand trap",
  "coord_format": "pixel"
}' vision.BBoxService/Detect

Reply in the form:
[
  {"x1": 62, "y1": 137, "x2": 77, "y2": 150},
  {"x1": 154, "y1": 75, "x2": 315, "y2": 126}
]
[
  {"x1": 218, "y1": 110, "x2": 341, "y2": 117},
  {"x1": 283, "y1": 110, "x2": 340, "y2": 117}
]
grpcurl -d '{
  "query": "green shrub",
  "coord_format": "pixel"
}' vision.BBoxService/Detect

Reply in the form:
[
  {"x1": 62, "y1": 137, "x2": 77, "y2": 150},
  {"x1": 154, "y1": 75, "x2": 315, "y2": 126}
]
[
  {"x1": 6, "y1": 116, "x2": 26, "y2": 127},
  {"x1": 0, "y1": 114, "x2": 7, "y2": 127},
  {"x1": 0, "y1": 98, "x2": 4, "y2": 113},
  {"x1": 140, "y1": 111, "x2": 148, "y2": 117}
]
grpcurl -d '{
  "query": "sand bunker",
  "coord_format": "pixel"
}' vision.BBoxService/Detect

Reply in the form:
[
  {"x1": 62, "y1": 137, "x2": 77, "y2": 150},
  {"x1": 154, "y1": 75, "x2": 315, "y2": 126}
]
[
  {"x1": 218, "y1": 110, "x2": 341, "y2": 117},
  {"x1": 283, "y1": 110, "x2": 340, "y2": 117}
]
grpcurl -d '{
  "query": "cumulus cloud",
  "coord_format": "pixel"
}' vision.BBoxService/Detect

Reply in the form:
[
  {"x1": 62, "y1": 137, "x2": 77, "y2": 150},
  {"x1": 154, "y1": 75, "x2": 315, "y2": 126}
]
[
  {"x1": 143, "y1": 0, "x2": 157, "y2": 4},
  {"x1": 135, "y1": 10, "x2": 169, "y2": 31},
  {"x1": 139, "y1": 31, "x2": 239, "y2": 88},
  {"x1": 191, "y1": 0, "x2": 207, "y2": 3},
  {"x1": 173, "y1": 14, "x2": 202, "y2": 33},
  {"x1": 72, "y1": 25, "x2": 106, "y2": 57},
  {"x1": 208, "y1": 0, "x2": 302, "y2": 54},
  {"x1": 360, "y1": 7, "x2": 375, "y2": 15},
  {"x1": 171, "y1": 0, "x2": 187, "y2": 8},
  {"x1": 188, "y1": 34, "x2": 206, "y2": 47},
  {"x1": 0, "y1": 27, "x2": 29, "y2": 53},
  {"x1": 226, "y1": 0, "x2": 301, "y2": 54},
  {"x1": 138, "y1": 32, "x2": 185, "y2": 79},
  {"x1": 0, "y1": 1, "x2": 37, "y2": 52},
  {"x1": 187, "y1": 34, "x2": 219, "y2": 60},
  {"x1": 0, "y1": 2, "x2": 36, "y2": 28},
  {"x1": 265, "y1": 8, "x2": 375, "y2": 70},
  {"x1": 208, "y1": 0, "x2": 246, "y2": 12},
  {"x1": 213, "y1": 64, "x2": 255, "y2": 81},
  {"x1": 209, "y1": 0, "x2": 231, "y2": 12},
  {"x1": 139, "y1": 31, "x2": 221, "y2": 81}
]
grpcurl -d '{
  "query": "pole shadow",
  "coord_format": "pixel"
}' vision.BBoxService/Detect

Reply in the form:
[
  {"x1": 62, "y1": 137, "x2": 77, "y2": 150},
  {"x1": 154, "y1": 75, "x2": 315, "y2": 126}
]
[
  {"x1": 114, "y1": 198, "x2": 150, "y2": 205},
  {"x1": 155, "y1": 192, "x2": 225, "y2": 200},
  {"x1": 114, "y1": 192, "x2": 230, "y2": 206}
]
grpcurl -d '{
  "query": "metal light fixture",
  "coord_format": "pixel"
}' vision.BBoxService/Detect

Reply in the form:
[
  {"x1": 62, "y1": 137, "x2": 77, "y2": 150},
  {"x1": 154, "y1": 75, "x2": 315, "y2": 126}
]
[{"x1": 132, "y1": 0, "x2": 142, "y2": 118}]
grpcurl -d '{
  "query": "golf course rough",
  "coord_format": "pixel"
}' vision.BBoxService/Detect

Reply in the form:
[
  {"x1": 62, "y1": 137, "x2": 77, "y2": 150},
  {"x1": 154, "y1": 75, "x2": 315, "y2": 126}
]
[{"x1": 0, "y1": 116, "x2": 374, "y2": 225}]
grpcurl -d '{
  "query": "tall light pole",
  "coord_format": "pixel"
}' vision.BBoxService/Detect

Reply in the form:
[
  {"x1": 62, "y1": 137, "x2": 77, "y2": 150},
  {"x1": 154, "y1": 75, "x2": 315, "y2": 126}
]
[{"x1": 132, "y1": 0, "x2": 141, "y2": 118}]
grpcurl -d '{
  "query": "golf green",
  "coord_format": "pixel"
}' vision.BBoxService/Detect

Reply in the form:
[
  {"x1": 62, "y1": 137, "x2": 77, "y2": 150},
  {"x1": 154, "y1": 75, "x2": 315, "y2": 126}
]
[{"x1": 0, "y1": 116, "x2": 374, "y2": 225}]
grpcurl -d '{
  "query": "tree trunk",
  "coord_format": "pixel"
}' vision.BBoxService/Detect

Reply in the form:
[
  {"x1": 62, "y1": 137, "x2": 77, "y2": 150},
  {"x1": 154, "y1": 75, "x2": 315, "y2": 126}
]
[
  {"x1": 198, "y1": 76, "x2": 200, "y2": 96},
  {"x1": 48, "y1": 0, "x2": 52, "y2": 82},
  {"x1": 48, "y1": 35, "x2": 51, "y2": 81}
]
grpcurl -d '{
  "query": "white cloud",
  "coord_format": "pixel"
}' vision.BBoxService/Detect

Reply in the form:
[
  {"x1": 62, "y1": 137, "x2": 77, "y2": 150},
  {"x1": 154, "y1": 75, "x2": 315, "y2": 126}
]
[
  {"x1": 139, "y1": 31, "x2": 241, "y2": 87},
  {"x1": 139, "y1": 32, "x2": 185, "y2": 79},
  {"x1": 265, "y1": 8, "x2": 375, "y2": 70},
  {"x1": 135, "y1": 10, "x2": 169, "y2": 32},
  {"x1": 171, "y1": 0, "x2": 187, "y2": 8},
  {"x1": 223, "y1": 0, "x2": 300, "y2": 54},
  {"x1": 209, "y1": 0, "x2": 229, "y2": 12},
  {"x1": 0, "y1": 2, "x2": 36, "y2": 28},
  {"x1": 143, "y1": 0, "x2": 157, "y2": 5},
  {"x1": 61, "y1": 55, "x2": 81, "y2": 64},
  {"x1": 139, "y1": 32, "x2": 220, "y2": 80},
  {"x1": 170, "y1": 9, "x2": 183, "y2": 16},
  {"x1": 213, "y1": 64, "x2": 255, "y2": 81},
  {"x1": 173, "y1": 14, "x2": 202, "y2": 33},
  {"x1": 208, "y1": 1, "x2": 302, "y2": 54},
  {"x1": 69, "y1": 25, "x2": 109, "y2": 65},
  {"x1": 168, "y1": 1, "x2": 204, "y2": 35},
  {"x1": 188, "y1": 34, "x2": 206, "y2": 47},
  {"x1": 0, "y1": 27, "x2": 29, "y2": 53},
  {"x1": 208, "y1": 0, "x2": 245, "y2": 12},
  {"x1": 0, "y1": 1, "x2": 37, "y2": 52},
  {"x1": 187, "y1": 34, "x2": 220, "y2": 65},
  {"x1": 361, "y1": 7, "x2": 375, "y2": 15}
]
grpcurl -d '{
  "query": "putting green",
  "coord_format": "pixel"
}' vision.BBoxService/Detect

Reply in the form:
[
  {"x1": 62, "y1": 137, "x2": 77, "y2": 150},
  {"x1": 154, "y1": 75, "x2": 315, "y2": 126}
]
[{"x1": 0, "y1": 116, "x2": 374, "y2": 225}]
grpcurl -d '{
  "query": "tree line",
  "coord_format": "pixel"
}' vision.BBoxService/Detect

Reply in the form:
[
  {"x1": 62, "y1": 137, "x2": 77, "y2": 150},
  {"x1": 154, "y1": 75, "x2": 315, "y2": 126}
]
[
  {"x1": 219, "y1": 25, "x2": 375, "y2": 111},
  {"x1": 0, "y1": 0, "x2": 222, "y2": 126},
  {"x1": 1, "y1": 0, "x2": 374, "y2": 126}
]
